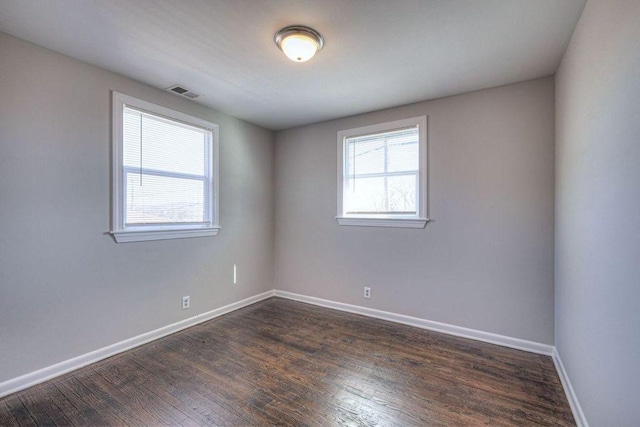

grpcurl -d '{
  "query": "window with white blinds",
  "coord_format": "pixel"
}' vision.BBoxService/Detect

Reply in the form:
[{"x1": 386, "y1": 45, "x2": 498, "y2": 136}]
[
  {"x1": 337, "y1": 116, "x2": 428, "y2": 228},
  {"x1": 111, "y1": 92, "x2": 220, "y2": 243}
]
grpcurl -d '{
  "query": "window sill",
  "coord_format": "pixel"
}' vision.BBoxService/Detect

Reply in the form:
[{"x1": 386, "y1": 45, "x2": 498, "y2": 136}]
[
  {"x1": 336, "y1": 217, "x2": 429, "y2": 228},
  {"x1": 111, "y1": 227, "x2": 220, "y2": 243}
]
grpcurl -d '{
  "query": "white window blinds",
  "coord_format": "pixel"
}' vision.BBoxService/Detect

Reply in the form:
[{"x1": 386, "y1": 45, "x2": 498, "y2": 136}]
[
  {"x1": 344, "y1": 126, "x2": 419, "y2": 215},
  {"x1": 122, "y1": 106, "x2": 211, "y2": 226}
]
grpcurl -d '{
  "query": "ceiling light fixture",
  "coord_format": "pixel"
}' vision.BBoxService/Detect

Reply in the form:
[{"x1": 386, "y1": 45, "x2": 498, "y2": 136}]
[{"x1": 274, "y1": 25, "x2": 324, "y2": 63}]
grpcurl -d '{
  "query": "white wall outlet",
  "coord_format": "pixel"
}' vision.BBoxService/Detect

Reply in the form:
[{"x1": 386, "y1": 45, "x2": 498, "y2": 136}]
[
  {"x1": 364, "y1": 287, "x2": 371, "y2": 299},
  {"x1": 182, "y1": 295, "x2": 190, "y2": 310}
]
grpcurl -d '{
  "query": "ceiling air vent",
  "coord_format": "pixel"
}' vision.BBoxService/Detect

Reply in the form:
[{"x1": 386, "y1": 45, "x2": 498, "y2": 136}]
[{"x1": 166, "y1": 85, "x2": 200, "y2": 99}]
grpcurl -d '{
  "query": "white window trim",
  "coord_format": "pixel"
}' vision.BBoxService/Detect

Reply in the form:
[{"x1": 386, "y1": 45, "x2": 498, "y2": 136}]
[
  {"x1": 110, "y1": 91, "x2": 220, "y2": 243},
  {"x1": 336, "y1": 116, "x2": 429, "y2": 228}
]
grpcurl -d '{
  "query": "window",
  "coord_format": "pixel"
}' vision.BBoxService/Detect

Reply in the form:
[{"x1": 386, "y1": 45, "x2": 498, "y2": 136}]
[
  {"x1": 337, "y1": 116, "x2": 428, "y2": 228},
  {"x1": 111, "y1": 92, "x2": 220, "y2": 242}
]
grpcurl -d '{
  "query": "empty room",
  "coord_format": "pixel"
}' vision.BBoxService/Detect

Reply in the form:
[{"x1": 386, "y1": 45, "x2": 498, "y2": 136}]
[{"x1": 0, "y1": 0, "x2": 638, "y2": 425}]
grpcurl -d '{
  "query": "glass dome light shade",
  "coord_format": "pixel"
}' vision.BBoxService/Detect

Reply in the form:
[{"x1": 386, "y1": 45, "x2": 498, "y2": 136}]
[
  {"x1": 274, "y1": 26, "x2": 324, "y2": 63},
  {"x1": 280, "y1": 34, "x2": 319, "y2": 62}
]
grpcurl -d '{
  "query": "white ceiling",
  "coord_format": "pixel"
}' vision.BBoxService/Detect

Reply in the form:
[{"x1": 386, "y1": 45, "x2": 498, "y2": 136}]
[{"x1": 0, "y1": 0, "x2": 585, "y2": 131}]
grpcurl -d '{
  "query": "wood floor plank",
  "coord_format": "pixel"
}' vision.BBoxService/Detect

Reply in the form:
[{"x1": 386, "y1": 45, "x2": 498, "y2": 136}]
[
  {"x1": 41, "y1": 382, "x2": 92, "y2": 426},
  {"x1": 134, "y1": 346, "x2": 264, "y2": 425},
  {"x1": 98, "y1": 357, "x2": 202, "y2": 425},
  {"x1": 0, "y1": 297, "x2": 575, "y2": 425},
  {"x1": 0, "y1": 397, "x2": 27, "y2": 426},
  {"x1": 0, "y1": 399, "x2": 25, "y2": 427},
  {"x1": 125, "y1": 354, "x2": 248, "y2": 425},
  {"x1": 17, "y1": 383, "x2": 73, "y2": 427},
  {"x1": 91, "y1": 364, "x2": 189, "y2": 425},
  {"x1": 55, "y1": 376, "x2": 136, "y2": 425},
  {"x1": 2, "y1": 394, "x2": 38, "y2": 427}
]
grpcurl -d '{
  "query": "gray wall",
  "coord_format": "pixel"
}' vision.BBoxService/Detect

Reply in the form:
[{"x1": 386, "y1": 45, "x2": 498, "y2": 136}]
[
  {"x1": 555, "y1": 0, "x2": 640, "y2": 425},
  {"x1": 275, "y1": 77, "x2": 556, "y2": 344},
  {"x1": 0, "y1": 33, "x2": 275, "y2": 383}
]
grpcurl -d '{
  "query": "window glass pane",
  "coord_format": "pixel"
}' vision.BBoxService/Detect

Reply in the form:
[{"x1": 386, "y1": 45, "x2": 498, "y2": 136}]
[
  {"x1": 344, "y1": 174, "x2": 417, "y2": 214},
  {"x1": 387, "y1": 133, "x2": 418, "y2": 173},
  {"x1": 123, "y1": 107, "x2": 207, "y2": 176},
  {"x1": 388, "y1": 175, "x2": 417, "y2": 212},
  {"x1": 346, "y1": 126, "x2": 418, "y2": 176},
  {"x1": 346, "y1": 139, "x2": 385, "y2": 175},
  {"x1": 126, "y1": 173, "x2": 205, "y2": 224}
]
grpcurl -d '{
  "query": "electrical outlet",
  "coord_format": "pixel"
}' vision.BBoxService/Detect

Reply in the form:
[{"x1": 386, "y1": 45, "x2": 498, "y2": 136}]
[
  {"x1": 182, "y1": 295, "x2": 190, "y2": 310},
  {"x1": 233, "y1": 264, "x2": 237, "y2": 284},
  {"x1": 364, "y1": 287, "x2": 371, "y2": 299}
]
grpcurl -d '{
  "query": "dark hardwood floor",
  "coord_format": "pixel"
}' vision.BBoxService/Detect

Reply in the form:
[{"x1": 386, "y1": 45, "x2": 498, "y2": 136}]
[{"x1": 0, "y1": 297, "x2": 575, "y2": 426}]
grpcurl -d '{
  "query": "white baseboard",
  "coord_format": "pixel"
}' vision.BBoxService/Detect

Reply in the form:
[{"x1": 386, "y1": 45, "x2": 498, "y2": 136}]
[
  {"x1": 274, "y1": 290, "x2": 554, "y2": 356},
  {"x1": 552, "y1": 348, "x2": 588, "y2": 427},
  {"x1": 0, "y1": 290, "x2": 275, "y2": 399}
]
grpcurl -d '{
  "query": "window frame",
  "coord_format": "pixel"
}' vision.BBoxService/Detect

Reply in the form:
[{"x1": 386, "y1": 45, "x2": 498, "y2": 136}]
[
  {"x1": 336, "y1": 116, "x2": 429, "y2": 228},
  {"x1": 111, "y1": 91, "x2": 220, "y2": 243}
]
